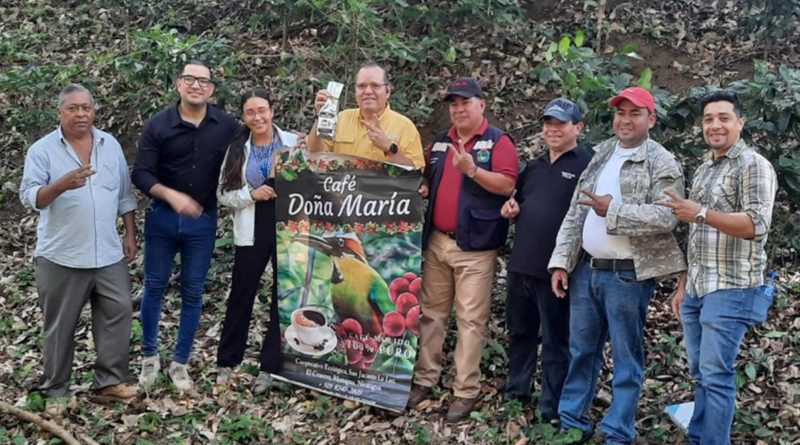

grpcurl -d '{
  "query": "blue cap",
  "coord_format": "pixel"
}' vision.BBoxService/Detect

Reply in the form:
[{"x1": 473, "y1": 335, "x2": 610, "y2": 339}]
[{"x1": 541, "y1": 98, "x2": 582, "y2": 123}]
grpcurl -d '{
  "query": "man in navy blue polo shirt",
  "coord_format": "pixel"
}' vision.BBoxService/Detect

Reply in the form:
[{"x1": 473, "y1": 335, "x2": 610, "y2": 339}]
[
  {"x1": 132, "y1": 60, "x2": 238, "y2": 392},
  {"x1": 501, "y1": 99, "x2": 592, "y2": 420}
]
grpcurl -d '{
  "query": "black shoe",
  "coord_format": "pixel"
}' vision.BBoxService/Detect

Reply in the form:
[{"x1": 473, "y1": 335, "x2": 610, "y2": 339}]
[{"x1": 540, "y1": 411, "x2": 560, "y2": 424}]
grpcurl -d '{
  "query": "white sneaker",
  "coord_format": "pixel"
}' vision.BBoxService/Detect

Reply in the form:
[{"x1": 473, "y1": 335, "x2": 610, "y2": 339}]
[
  {"x1": 253, "y1": 371, "x2": 272, "y2": 395},
  {"x1": 216, "y1": 367, "x2": 233, "y2": 385},
  {"x1": 168, "y1": 361, "x2": 193, "y2": 392},
  {"x1": 139, "y1": 355, "x2": 160, "y2": 387}
]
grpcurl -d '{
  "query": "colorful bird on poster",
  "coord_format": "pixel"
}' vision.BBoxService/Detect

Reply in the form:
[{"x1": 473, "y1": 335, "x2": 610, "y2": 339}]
[{"x1": 294, "y1": 232, "x2": 393, "y2": 336}]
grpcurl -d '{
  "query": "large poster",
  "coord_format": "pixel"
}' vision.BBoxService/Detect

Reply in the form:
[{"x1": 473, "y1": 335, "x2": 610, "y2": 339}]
[{"x1": 273, "y1": 149, "x2": 424, "y2": 412}]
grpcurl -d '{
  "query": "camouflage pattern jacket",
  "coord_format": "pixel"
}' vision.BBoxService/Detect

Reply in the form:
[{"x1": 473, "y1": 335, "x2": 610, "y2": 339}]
[{"x1": 547, "y1": 137, "x2": 687, "y2": 281}]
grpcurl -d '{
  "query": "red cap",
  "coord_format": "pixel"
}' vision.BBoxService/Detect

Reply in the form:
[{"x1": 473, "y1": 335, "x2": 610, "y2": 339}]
[{"x1": 609, "y1": 87, "x2": 655, "y2": 113}]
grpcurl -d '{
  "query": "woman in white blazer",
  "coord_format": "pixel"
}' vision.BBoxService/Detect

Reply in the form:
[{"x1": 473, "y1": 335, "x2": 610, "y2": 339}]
[{"x1": 215, "y1": 88, "x2": 298, "y2": 394}]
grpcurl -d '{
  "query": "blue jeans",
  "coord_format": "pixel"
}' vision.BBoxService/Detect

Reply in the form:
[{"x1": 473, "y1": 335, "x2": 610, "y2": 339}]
[
  {"x1": 558, "y1": 260, "x2": 654, "y2": 444},
  {"x1": 681, "y1": 287, "x2": 773, "y2": 445},
  {"x1": 140, "y1": 201, "x2": 217, "y2": 364}
]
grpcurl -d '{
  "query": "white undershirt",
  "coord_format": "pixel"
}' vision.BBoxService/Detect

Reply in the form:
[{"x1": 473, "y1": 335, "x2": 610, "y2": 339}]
[{"x1": 581, "y1": 142, "x2": 640, "y2": 259}]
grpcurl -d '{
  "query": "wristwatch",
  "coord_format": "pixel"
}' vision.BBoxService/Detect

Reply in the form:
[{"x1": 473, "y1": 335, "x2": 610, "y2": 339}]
[
  {"x1": 388, "y1": 143, "x2": 399, "y2": 155},
  {"x1": 694, "y1": 206, "x2": 708, "y2": 224},
  {"x1": 466, "y1": 166, "x2": 478, "y2": 178}
]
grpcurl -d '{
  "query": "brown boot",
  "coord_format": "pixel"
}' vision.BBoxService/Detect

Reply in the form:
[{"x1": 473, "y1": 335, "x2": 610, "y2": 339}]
[
  {"x1": 446, "y1": 396, "x2": 479, "y2": 422},
  {"x1": 406, "y1": 383, "x2": 432, "y2": 409},
  {"x1": 91, "y1": 383, "x2": 139, "y2": 404}
]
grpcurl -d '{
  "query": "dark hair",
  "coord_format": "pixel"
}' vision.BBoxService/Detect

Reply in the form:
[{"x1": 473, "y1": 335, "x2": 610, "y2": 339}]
[
  {"x1": 179, "y1": 59, "x2": 212, "y2": 77},
  {"x1": 699, "y1": 89, "x2": 743, "y2": 117},
  {"x1": 220, "y1": 88, "x2": 273, "y2": 192},
  {"x1": 357, "y1": 61, "x2": 391, "y2": 90},
  {"x1": 240, "y1": 88, "x2": 271, "y2": 108}
]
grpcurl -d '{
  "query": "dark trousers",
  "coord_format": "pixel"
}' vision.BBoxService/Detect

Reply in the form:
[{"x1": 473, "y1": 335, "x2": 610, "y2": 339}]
[
  {"x1": 505, "y1": 271, "x2": 570, "y2": 420},
  {"x1": 36, "y1": 258, "x2": 132, "y2": 397},
  {"x1": 216, "y1": 201, "x2": 281, "y2": 373}
]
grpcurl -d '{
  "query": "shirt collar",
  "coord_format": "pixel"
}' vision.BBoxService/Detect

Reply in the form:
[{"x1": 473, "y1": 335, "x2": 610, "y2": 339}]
[
  {"x1": 447, "y1": 117, "x2": 489, "y2": 144},
  {"x1": 546, "y1": 145, "x2": 579, "y2": 165},
  {"x1": 614, "y1": 138, "x2": 649, "y2": 162},
  {"x1": 359, "y1": 103, "x2": 391, "y2": 123},
  {"x1": 169, "y1": 100, "x2": 220, "y2": 128},
  {"x1": 57, "y1": 125, "x2": 103, "y2": 147},
  {"x1": 704, "y1": 139, "x2": 747, "y2": 163}
]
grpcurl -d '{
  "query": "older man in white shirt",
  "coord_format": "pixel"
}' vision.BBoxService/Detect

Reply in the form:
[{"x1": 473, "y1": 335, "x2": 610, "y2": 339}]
[{"x1": 20, "y1": 84, "x2": 139, "y2": 415}]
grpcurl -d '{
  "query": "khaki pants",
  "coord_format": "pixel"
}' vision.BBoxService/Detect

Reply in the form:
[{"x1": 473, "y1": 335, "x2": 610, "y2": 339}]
[{"x1": 413, "y1": 230, "x2": 498, "y2": 398}]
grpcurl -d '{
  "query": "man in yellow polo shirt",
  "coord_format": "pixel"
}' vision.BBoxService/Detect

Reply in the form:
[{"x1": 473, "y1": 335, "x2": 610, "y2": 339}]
[{"x1": 307, "y1": 62, "x2": 424, "y2": 169}]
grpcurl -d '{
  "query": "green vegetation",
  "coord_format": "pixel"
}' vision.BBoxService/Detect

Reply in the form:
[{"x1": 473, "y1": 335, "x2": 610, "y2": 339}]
[{"x1": 0, "y1": 0, "x2": 798, "y2": 443}]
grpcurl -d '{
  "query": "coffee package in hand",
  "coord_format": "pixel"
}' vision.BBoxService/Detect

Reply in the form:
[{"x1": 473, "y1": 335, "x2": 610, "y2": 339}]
[{"x1": 316, "y1": 81, "x2": 344, "y2": 140}]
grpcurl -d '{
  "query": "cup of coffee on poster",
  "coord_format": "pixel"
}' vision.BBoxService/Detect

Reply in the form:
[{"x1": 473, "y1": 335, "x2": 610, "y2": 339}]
[{"x1": 291, "y1": 307, "x2": 329, "y2": 346}]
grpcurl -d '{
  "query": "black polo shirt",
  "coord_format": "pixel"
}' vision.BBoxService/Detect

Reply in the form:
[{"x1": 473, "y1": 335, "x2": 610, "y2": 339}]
[
  {"x1": 132, "y1": 102, "x2": 239, "y2": 210},
  {"x1": 508, "y1": 145, "x2": 593, "y2": 279}
]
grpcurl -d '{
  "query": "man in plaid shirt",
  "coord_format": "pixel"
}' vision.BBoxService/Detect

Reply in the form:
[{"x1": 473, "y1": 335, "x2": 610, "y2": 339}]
[{"x1": 661, "y1": 90, "x2": 777, "y2": 445}]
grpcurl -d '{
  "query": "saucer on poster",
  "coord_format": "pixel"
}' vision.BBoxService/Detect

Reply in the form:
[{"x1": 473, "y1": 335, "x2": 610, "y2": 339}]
[{"x1": 285, "y1": 325, "x2": 337, "y2": 356}]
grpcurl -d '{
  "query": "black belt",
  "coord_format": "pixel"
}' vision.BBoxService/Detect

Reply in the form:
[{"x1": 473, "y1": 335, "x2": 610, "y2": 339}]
[{"x1": 583, "y1": 252, "x2": 635, "y2": 271}]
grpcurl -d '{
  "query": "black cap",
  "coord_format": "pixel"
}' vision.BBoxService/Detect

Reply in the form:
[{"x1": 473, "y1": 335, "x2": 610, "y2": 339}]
[{"x1": 445, "y1": 77, "x2": 485, "y2": 101}]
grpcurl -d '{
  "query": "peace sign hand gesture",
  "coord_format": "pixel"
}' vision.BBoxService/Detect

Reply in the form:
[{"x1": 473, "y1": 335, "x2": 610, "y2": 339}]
[
  {"x1": 656, "y1": 190, "x2": 701, "y2": 223},
  {"x1": 576, "y1": 188, "x2": 612, "y2": 217},
  {"x1": 450, "y1": 139, "x2": 476, "y2": 175},
  {"x1": 360, "y1": 115, "x2": 392, "y2": 153},
  {"x1": 58, "y1": 164, "x2": 95, "y2": 191}
]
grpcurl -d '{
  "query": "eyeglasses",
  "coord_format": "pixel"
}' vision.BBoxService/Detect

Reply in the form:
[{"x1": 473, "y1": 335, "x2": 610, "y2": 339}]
[
  {"x1": 179, "y1": 74, "x2": 213, "y2": 89},
  {"x1": 244, "y1": 108, "x2": 272, "y2": 119},
  {"x1": 356, "y1": 82, "x2": 387, "y2": 91}
]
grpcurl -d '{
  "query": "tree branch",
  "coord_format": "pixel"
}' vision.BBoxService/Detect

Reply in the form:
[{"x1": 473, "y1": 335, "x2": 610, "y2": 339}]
[{"x1": 0, "y1": 400, "x2": 83, "y2": 445}]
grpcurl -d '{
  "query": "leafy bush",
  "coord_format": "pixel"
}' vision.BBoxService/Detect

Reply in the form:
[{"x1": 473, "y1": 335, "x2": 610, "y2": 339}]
[
  {"x1": 2, "y1": 2, "x2": 796, "y2": 259},
  {"x1": 521, "y1": 29, "x2": 799, "y2": 261},
  {"x1": 531, "y1": 32, "x2": 639, "y2": 143},
  {"x1": 663, "y1": 62, "x2": 800, "y2": 256}
]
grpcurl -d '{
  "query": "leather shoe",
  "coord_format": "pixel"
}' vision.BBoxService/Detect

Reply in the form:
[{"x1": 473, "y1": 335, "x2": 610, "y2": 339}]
[
  {"x1": 406, "y1": 383, "x2": 431, "y2": 409},
  {"x1": 446, "y1": 396, "x2": 479, "y2": 422},
  {"x1": 90, "y1": 383, "x2": 139, "y2": 404}
]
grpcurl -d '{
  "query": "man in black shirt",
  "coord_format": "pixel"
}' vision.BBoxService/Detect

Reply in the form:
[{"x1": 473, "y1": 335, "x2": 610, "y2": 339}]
[
  {"x1": 501, "y1": 98, "x2": 592, "y2": 420},
  {"x1": 132, "y1": 60, "x2": 238, "y2": 392}
]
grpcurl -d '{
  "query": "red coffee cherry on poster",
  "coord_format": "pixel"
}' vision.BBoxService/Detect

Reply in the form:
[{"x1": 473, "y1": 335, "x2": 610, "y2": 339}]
[
  {"x1": 382, "y1": 311, "x2": 406, "y2": 337},
  {"x1": 395, "y1": 292, "x2": 419, "y2": 315},
  {"x1": 389, "y1": 277, "x2": 410, "y2": 303}
]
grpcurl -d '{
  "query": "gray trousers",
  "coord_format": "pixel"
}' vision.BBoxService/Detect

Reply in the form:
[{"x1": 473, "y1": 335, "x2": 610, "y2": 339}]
[{"x1": 35, "y1": 257, "x2": 132, "y2": 397}]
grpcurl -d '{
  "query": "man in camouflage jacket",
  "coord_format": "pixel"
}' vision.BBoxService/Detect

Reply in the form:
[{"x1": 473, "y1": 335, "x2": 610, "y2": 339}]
[{"x1": 547, "y1": 87, "x2": 686, "y2": 444}]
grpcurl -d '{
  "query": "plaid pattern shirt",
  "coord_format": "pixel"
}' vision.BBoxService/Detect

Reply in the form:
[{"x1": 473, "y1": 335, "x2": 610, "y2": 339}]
[{"x1": 686, "y1": 139, "x2": 777, "y2": 297}]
